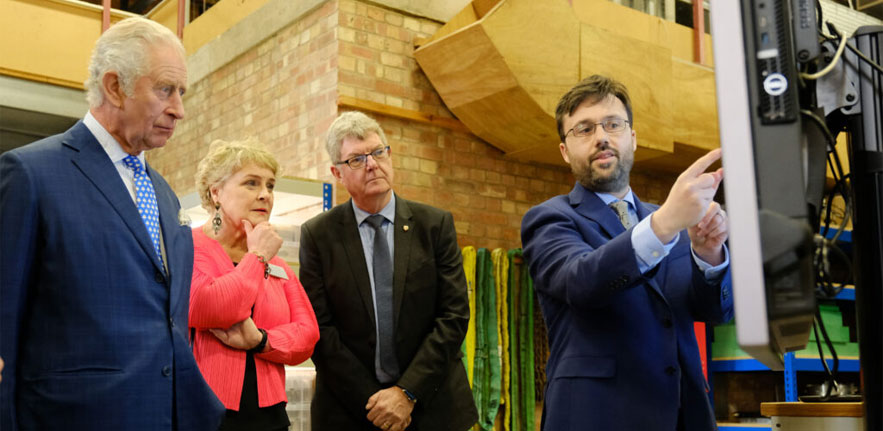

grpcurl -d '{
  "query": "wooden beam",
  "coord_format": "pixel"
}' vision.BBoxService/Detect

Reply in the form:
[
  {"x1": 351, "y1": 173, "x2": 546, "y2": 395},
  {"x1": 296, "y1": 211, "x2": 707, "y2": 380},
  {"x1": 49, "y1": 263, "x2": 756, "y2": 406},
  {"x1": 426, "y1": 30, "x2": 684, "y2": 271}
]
[
  {"x1": 102, "y1": 0, "x2": 111, "y2": 33},
  {"x1": 856, "y1": 0, "x2": 883, "y2": 10},
  {"x1": 0, "y1": 67, "x2": 85, "y2": 90},
  {"x1": 693, "y1": 0, "x2": 705, "y2": 65},
  {"x1": 337, "y1": 95, "x2": 472, "y2": 134},
  {"x1": 472, "y1": 0, "x2": 503, "y2": 19},
  {"x1": 177, "y1": 0, "x2": 186, "y2": 39}
]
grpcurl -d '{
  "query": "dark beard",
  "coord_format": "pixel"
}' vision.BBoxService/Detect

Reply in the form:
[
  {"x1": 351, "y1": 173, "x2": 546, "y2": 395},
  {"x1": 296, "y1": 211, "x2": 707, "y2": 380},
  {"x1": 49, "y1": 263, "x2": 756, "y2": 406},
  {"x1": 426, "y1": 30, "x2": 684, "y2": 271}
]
[{"x1": 573, "y1": 151, "x2": 633, "y2": 194}]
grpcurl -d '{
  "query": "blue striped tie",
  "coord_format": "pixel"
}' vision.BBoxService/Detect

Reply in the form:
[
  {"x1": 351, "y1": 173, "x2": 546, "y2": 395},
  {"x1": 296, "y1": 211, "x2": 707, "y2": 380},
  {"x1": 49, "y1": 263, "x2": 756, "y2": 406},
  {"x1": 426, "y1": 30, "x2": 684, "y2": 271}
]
[{"x1": 123, "y1": 155, "x2": 164, "y2": 269}]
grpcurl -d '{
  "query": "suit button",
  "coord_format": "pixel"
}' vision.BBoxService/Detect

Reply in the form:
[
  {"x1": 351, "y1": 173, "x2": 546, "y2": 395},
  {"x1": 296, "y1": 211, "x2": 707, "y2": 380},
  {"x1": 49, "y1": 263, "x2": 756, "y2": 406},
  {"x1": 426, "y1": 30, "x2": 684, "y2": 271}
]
[
  {"x1": 162, "y1": 366, "x2": 172, "y2": 377},
  {"x1": 169, "y1": 318, "x2": 175, "y2": 328},
  {"x1": 155, "y1": 271, "x2": 165, "y2": 283},
  {"x1": 665, "y1": 366, "x2": 677, "y2": 376},
  {"x1": 662, "y1": 318, "x2": 673, "y2": 328}
]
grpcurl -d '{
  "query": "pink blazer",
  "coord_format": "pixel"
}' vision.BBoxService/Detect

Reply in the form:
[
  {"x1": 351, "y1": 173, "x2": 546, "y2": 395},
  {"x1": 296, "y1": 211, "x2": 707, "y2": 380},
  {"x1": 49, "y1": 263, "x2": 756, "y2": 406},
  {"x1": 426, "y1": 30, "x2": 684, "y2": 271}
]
[{"x1": 189, "y1": 227, "x2": 319, "y2": 410}]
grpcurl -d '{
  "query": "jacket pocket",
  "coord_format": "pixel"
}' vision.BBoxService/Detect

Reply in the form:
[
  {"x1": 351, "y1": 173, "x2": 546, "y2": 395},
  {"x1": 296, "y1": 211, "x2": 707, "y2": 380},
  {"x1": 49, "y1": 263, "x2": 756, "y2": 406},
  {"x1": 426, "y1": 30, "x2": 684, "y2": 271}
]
[{"x1": 553, "y1": 355, "x2": 616, "y2": 379}]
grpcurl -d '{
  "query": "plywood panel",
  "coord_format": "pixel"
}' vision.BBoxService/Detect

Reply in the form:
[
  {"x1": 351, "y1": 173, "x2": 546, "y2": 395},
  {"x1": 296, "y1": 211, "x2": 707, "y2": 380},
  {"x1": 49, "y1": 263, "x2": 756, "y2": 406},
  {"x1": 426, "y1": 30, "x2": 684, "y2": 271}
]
[
  {"x1": 417, "y1": 4, "x2": 479, "y2": 48},
  {"x1": 572, "y1": 0, "x2": 673, "y2": 50},
  {"x1": 452, "y1": 86, "x2": 557, "y2": 154},
  {"x1": 581, "y1": 24, "x2": 674, "y2": 156},
  {"x1": 415, "y1": 23, "x2": 519, "y2": 109},
  {"x1": 671, "y1": 59, "x2": 718, "y2": 149},
  {"x1": 481, "y1": 0, "x2": 581, "y2": 114}
]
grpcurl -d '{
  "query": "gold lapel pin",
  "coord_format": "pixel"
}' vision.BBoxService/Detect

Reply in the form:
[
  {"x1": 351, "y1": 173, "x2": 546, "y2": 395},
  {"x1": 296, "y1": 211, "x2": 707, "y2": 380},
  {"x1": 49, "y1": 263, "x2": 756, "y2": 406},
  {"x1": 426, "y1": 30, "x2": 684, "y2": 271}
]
[{"x1": 403, "y1": 225, "x2": 409, "y2": 232}]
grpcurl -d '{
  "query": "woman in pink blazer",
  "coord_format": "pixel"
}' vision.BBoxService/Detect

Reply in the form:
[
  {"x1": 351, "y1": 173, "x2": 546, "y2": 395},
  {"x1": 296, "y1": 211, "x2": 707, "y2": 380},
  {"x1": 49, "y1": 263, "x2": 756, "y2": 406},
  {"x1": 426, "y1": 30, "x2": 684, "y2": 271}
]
[{"x1": 190, "y1": 139, "x2": 319, "y2": 431}]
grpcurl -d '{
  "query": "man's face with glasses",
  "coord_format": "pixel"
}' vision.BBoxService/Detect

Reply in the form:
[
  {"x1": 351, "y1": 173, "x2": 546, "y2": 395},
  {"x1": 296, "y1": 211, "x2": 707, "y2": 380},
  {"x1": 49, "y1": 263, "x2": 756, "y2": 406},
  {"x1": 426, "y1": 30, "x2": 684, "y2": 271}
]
[
  {"x1": 558, "y1": 94, "x2": 636, "y2": 196},
  {"x1": 331, "y1": 132, "x2": 394, "y2": 208}
]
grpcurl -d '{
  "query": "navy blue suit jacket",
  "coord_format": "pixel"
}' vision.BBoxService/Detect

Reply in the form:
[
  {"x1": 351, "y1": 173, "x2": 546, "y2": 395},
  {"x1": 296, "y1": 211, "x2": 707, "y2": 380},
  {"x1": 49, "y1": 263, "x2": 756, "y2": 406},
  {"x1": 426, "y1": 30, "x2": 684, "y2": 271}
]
[
  {"x1": 521, "y1": 183, "x2": 733, "y2": 431},
  {"x1": 0, "y1": 121, "x2": 224, "y2": 430}
]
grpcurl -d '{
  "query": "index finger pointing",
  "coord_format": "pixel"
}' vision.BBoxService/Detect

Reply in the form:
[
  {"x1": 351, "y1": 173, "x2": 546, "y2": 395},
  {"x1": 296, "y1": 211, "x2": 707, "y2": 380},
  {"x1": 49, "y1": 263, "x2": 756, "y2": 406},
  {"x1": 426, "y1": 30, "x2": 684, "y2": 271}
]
[{"x1": 682, "y1": 148, "x2": 722, "y2": 179}]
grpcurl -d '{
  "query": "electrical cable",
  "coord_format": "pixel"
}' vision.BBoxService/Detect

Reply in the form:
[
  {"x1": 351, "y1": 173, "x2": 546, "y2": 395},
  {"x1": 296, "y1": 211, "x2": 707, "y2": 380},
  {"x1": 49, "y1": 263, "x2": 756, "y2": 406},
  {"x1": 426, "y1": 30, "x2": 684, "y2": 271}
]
[
  {"x1": 801, "y1": 109, "x2": 853, "y2": 298},
  {"x1": 801, "y1": 31, "x2": 848, "y2": 80},
  {"x1": 812, "y1": 321, "x2": 834, "y2": 401},
  {"x1": 821, "y1": 23, "x2": 883, "y2": 77},
  {"x1": 816, "y1": 305, "x2": 840, "y2": 394}
]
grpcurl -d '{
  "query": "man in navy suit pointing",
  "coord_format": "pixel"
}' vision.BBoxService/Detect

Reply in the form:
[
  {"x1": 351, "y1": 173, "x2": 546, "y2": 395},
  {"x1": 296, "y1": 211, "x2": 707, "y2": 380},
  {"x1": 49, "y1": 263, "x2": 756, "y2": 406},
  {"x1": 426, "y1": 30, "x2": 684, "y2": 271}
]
[
  {"x1": 1, "y1": 17, "x2": 223, "y2": 430},
  {"x1": 521, "y1": 75, "x2": 733, "y2": 431}
]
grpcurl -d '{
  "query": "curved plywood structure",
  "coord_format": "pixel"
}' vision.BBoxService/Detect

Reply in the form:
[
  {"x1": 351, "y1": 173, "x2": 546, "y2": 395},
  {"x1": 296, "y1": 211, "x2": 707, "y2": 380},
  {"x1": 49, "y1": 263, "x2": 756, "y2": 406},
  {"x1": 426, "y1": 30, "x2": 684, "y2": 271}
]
[{"x1": 414, "y1": 0, "x2": 719, "y2": 171}]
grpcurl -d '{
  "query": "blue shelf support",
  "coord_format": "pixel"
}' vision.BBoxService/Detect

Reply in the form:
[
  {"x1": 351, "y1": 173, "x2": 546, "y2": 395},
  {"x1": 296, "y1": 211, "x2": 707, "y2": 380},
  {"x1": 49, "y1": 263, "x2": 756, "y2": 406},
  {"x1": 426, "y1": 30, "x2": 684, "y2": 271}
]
[
  {"x1": 784, "y1": 352, "x2": 797, "y2": 401},
  {"x1": 322, "y1": 183, "x2": 332, "y2": 211}
]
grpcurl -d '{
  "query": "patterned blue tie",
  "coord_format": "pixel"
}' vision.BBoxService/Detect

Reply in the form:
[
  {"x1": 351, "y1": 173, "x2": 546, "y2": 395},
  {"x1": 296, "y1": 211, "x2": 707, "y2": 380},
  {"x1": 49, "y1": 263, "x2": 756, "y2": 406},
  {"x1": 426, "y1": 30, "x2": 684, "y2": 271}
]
[{"x1": 123, "y1": 155, "x2": 164, "y2": 269}]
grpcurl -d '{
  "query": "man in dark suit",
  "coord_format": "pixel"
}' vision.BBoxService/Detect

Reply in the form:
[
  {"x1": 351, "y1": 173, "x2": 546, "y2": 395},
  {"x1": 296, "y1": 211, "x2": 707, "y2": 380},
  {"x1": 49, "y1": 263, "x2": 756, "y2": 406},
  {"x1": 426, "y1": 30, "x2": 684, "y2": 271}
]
[
  {"x1": 521, "y1": 75, "x2": 733, "y2": 431},
  {"x1": 299, "y1": 111, "x2": 477, "y2": 431},
  {"x1": 0, "y1": 17, "x2": 223, "y2": 430}
]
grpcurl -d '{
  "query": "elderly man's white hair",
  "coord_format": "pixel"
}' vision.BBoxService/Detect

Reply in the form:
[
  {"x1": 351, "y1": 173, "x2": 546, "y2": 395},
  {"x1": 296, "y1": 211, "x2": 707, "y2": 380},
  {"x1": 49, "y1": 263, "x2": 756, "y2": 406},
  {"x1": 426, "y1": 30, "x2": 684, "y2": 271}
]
[{"x1": 84, "y1": 17, "x2": 185, "y2": 109}]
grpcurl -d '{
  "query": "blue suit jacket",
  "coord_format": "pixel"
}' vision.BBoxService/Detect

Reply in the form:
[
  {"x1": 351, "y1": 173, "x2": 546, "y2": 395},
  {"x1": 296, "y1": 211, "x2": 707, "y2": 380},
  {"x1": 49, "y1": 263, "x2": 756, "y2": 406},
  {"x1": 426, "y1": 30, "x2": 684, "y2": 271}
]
[
  {"x1": 521, "y1": 183, "x2": 733, "y2": 431},
  {"x1": 0, "y1": 122, "x2": 224, "y2": 430}
]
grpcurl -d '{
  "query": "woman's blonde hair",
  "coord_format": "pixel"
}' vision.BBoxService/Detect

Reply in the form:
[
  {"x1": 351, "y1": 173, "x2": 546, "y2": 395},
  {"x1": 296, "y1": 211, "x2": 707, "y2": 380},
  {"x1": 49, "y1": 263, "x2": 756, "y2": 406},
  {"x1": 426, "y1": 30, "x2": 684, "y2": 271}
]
[{"x1": 195, "y1": 139, "x2": 280, "y2": 211}]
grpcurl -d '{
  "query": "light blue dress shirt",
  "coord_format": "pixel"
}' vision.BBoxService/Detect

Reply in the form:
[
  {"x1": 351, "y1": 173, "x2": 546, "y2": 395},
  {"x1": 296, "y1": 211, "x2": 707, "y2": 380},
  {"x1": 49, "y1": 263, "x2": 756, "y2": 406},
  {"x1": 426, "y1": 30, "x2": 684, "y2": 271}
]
[
  {"x1": 595, "y1": 189, "x2": 729, "y2": 281},
  {"x1": 352, "y1": 194, "x2": 397, "y2": 383}
]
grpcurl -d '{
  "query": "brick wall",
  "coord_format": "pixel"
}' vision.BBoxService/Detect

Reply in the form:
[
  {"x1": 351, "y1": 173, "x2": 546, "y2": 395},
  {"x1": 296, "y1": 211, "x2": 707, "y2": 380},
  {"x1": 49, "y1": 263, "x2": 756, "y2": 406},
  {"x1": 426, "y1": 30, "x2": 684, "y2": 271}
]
[
  {"x1": 149, "y1": 0, "x2": 679, "y2": 250},
  {"x1": 150, "y1": 1, "x2": 339, "y2": 194}
]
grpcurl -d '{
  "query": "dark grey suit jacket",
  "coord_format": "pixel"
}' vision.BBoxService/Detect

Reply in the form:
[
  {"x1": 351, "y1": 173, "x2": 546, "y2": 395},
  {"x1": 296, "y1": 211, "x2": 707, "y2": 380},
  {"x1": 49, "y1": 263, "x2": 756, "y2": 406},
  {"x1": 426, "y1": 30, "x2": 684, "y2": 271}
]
[{"x1": 299, "y1": 194, "x2": 477, "y2": 431}]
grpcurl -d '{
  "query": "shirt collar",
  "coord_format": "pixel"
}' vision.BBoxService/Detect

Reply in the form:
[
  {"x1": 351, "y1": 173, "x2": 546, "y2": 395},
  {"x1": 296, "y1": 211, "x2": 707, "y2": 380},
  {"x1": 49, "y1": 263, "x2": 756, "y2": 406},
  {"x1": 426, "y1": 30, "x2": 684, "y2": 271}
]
[
  {"x1": 594, "y1": 188, "x2": 636, "y2": 210},
  {"x1": 83, "y1": 111, "x2": 145, "y2": 167},
  {"x1": 352, "y1": 194, "x2": 396, "y2": 226}
]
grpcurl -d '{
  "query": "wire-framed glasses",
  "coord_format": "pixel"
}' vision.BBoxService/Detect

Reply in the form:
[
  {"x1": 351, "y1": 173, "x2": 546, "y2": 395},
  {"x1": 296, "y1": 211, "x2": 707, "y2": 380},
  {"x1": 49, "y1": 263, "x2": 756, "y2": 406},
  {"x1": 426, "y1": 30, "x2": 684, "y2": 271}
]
[
  {"x1": 336, "y1": 146, "x2": 391, "y2": 169},
  {"x1": 565, "y1": 118, "x2": 630, "y2": 139}
]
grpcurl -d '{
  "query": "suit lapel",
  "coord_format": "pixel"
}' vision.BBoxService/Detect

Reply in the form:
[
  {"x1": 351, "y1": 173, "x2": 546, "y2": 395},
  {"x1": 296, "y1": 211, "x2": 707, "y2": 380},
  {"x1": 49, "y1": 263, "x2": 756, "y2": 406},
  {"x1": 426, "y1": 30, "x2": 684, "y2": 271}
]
[
  {"x1": 338, "y1": 201, "x2": 378, "y2": 325},
  {"x1": 65, "y1": 122, "x2": 165, "y2": 275},
  {"x1": 392, "y1": 194, "x2": 413, "y2": 326},
  {"x1": 569, "y1": 183, "x2": 670, "y2": 303},
  {"x1": 568, "y1": 183, "x2": 625, "y2": 239},
  {"x1": 150, "y1": 164, "x2": 176, "y2": 277}
]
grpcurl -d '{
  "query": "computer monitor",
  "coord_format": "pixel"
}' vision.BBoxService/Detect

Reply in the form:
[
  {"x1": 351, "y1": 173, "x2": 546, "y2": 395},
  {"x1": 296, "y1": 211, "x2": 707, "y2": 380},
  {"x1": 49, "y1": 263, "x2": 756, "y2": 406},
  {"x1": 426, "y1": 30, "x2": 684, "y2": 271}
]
[{"x1": 710, "y1": 0, "x2": 817, "y2": 370}]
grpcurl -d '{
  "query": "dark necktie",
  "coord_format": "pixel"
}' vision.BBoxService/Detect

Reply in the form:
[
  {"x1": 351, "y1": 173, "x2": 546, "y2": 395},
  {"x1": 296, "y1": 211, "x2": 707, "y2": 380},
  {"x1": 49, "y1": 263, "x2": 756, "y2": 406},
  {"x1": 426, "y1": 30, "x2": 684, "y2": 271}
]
[
  {"x1": 609, "y1": 200, "x2": 634, "y2": 229},
  {"x1": 123, "y1": 155, "x2": 165, "y2": 269},
  {"x1": 365, "y1": 214, "x2": 399, "y2": 381}
]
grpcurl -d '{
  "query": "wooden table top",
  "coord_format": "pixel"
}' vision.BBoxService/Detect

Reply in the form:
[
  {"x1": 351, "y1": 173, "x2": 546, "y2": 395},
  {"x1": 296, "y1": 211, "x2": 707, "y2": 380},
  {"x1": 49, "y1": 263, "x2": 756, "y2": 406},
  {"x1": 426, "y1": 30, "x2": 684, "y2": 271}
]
[{"x1": 761, "y1": 402, "x2": 864, "y2": 417}]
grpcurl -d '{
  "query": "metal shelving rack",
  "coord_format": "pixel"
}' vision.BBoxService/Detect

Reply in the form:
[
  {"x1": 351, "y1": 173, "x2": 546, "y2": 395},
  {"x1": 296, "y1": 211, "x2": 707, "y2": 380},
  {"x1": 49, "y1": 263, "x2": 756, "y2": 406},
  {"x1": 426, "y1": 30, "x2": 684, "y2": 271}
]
[{"x1": 711, "y1": 230, "x2": 858, "y2": 429}]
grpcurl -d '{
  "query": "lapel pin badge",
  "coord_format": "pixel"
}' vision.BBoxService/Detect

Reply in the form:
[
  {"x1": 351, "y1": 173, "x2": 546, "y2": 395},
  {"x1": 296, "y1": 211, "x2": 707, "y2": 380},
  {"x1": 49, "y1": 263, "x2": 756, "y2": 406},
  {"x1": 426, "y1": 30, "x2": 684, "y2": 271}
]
[{"x1": 403, "y1": 225, "x2": 409, "y2": 232}]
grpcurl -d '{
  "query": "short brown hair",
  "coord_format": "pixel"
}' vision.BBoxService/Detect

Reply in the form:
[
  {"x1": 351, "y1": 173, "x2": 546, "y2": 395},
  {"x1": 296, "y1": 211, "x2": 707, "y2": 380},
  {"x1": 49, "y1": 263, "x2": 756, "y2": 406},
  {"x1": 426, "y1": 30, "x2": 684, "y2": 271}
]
[{"x1": 555, "y1": 75, "x2": 633, "y2": 143}]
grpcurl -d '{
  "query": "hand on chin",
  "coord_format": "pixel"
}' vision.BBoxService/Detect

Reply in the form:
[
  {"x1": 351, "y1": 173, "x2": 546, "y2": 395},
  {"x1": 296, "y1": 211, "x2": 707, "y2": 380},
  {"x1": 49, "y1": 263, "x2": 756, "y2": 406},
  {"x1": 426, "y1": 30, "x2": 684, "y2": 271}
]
[{"x1": 243, "y1": 213, "x2": 270, "y2": 227}]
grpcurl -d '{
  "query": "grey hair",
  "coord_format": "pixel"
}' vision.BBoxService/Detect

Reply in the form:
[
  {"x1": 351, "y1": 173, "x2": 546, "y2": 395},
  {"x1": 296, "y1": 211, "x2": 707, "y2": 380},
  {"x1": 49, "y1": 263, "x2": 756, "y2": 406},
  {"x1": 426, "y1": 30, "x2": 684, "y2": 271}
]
[
  {"x1": 325, "y1": 111, "x2": 389, "y2": 163},
  {"x1": 195, "y1": 139, "x2": 280, "y2": 212},
  {"x1": 85, "y1": 17, "x2": 185, "y2": 109}
]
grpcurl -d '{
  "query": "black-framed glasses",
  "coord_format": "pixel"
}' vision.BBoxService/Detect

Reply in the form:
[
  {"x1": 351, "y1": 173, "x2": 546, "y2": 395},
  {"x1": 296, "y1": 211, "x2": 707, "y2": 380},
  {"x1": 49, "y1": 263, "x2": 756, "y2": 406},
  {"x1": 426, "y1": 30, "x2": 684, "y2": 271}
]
[
  {"x1": 565, "y1": 118, "x2": 630, "y2": 139},
  {"x1": 336, "y1": 146, "x2": 391, "y2": 169}
]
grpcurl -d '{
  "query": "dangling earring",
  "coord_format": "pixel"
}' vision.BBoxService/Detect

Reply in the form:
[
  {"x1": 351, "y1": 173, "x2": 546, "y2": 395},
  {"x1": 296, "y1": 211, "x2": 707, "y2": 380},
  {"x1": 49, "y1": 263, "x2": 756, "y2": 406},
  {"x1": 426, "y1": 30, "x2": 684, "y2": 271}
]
[{"x1": 212, "y1": 204, "x2": 222, "y2": 235}]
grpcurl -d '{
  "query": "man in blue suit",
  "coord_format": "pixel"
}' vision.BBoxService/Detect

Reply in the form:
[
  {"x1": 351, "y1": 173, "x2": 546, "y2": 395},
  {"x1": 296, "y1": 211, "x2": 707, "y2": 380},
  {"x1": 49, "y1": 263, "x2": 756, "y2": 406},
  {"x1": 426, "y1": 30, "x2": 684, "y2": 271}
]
[
  {"x1": 0, "y1": 18, "x2": 223, "y2": 430},
  {"x1": 521, "y1": 75, "x2": 733, "y2": 431}
]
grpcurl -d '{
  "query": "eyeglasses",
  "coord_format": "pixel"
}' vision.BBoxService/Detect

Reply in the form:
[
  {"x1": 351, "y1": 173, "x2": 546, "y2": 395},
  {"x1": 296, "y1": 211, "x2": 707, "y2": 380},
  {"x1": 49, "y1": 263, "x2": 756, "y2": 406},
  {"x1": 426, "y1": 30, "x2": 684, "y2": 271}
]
[
  {"x1": 336, "y1": 146, "x2": 391, "y2": 169},
  {"x1": 565, "y1": 118, "x2": 630, "y2": 139}
]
